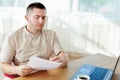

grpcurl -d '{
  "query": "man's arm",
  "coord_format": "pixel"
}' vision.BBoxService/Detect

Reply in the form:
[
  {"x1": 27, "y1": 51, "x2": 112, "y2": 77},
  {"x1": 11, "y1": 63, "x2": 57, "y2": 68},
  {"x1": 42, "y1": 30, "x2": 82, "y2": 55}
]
[{"x1": 0, "y1": 62, "x2": 33, "y2": 76}]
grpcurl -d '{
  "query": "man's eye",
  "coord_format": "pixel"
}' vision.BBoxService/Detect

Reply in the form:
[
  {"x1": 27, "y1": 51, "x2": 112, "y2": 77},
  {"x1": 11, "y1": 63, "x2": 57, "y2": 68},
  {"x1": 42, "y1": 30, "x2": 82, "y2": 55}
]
[{"x1": 42, "y1": 17, "x2": 46, "y2": 20}]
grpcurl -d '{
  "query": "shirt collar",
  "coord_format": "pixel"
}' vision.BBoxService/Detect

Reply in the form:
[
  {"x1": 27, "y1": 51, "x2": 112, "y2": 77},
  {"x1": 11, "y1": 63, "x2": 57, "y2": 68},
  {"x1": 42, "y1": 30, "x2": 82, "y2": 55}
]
[{"x1": 23, "y1": 25, "x2": 42, "y2": 38}]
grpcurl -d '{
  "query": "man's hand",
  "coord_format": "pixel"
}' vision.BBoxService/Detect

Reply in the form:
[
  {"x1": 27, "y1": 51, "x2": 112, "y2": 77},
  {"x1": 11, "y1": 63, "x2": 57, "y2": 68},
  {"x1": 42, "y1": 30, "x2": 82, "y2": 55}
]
[
  {"x1": 16, "y1": 65, "x2": 33, "y2": 76},
  {"x1": 0, "y1": 62, "x2": 34, "y2": 77},
  {"x1": 50, "y1": 51, "x2": 68, "y2": 67},
  {"x1": 50, "y1": 56, "x2": 64, "y2": 63}
]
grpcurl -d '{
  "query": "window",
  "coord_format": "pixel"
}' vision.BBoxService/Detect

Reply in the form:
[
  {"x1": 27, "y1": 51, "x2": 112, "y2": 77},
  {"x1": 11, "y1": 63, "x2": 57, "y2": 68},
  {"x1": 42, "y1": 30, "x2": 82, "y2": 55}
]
[{"x1": 0, "y1": 0, "x2": 119, "y2": 57}]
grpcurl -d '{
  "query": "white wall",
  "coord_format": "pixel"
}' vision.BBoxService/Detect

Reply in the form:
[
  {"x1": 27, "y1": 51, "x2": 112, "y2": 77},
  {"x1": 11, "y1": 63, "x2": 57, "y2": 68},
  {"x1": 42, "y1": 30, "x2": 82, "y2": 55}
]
[
  {"x1": 0, "y1": 0, "x2": 120, "y2": 57},
  {"x1": 47, "y1": 12, "x2": 120, "y2": 57}
]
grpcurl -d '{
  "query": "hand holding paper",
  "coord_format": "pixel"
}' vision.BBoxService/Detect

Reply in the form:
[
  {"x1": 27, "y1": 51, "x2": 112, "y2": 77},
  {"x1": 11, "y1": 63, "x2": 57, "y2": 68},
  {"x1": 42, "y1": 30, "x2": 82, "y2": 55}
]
[{"x1": 27, "y1": 56, "x2": 62, "y2": 70}]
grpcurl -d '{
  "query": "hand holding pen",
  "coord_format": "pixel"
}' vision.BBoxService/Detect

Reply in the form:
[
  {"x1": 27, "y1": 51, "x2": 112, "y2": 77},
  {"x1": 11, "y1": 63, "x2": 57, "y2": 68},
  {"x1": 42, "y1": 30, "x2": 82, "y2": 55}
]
[
  {"x1": 50, "y1": 51, "x2": 68, "y2": 68},
  {"x1": 50, "y1": 51, "x2": 62, "y2": 62}
]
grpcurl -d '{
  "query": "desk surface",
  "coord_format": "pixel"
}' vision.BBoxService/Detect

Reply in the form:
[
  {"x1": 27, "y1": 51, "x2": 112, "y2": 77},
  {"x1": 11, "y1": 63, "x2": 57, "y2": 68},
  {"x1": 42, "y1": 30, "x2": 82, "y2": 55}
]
[{"x1": 13, "y1": 54, "x2": 120, "y2": 80}]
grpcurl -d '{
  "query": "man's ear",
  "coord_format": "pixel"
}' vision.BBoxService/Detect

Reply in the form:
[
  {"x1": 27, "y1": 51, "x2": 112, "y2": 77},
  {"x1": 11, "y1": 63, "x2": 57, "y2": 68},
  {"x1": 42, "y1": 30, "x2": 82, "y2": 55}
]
[{"x1": 25, "y1": 15, "x2": 28, "y2": 20}]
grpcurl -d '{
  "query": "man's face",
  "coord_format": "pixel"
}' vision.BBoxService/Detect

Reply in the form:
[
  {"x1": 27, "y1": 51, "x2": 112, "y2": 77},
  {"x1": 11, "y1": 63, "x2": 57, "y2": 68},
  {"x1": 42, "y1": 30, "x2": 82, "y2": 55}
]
[{"x1": 26, "y1": 8, "x2": 46, "y2": 31}]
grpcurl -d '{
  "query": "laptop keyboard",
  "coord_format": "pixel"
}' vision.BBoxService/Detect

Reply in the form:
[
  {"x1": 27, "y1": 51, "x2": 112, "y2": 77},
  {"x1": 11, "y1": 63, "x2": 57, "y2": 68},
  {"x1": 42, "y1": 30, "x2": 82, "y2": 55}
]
[
  {"x1": 90, "y1": 67, "x2": 108, "y2": 80},
  {"x1": 70, "y1": 64, "x2": 113, "y2": 80}
]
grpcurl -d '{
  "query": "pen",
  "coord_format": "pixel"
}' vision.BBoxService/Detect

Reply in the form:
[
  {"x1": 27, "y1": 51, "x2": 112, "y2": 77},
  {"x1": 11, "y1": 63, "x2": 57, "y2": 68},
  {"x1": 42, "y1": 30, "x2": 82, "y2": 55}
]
[{"x1": 57, "y1": 51, "x2": 62, "y2": 56}]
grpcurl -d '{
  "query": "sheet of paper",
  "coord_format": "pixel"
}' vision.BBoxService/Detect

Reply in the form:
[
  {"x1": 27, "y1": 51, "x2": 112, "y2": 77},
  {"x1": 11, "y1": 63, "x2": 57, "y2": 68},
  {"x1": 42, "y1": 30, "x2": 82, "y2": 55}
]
[{"x1": 27, "y1": 56, "x2": 62, "y2": 70}]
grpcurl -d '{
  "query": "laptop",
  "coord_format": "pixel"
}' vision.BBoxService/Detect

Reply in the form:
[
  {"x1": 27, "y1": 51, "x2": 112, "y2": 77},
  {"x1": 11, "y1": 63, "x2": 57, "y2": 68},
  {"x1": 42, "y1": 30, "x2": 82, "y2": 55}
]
[{"x1": 70, "y1": 55, "x2": 120, "y2": 80}]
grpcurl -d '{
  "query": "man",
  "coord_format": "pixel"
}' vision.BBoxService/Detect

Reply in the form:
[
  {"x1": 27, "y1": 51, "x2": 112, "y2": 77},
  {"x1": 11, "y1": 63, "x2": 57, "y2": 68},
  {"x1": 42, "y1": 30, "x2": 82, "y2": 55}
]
[{"x1": 0, "y1": 2, "x2": 68, "y2": 80}]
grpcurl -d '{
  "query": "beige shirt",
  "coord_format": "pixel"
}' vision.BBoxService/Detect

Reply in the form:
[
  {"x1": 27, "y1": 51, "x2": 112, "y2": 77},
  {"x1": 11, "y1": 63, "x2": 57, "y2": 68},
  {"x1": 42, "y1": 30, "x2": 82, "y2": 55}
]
[{"x1": 0, "y1": 26, "x2": 63, "y2": 65}]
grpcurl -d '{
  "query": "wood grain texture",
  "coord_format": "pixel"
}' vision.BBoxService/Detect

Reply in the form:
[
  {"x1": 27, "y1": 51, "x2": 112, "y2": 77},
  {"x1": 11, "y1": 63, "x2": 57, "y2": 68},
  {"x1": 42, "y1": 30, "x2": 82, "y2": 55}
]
[{"x1": 13, "y1": 54, "x2": 120, "y2": 80}]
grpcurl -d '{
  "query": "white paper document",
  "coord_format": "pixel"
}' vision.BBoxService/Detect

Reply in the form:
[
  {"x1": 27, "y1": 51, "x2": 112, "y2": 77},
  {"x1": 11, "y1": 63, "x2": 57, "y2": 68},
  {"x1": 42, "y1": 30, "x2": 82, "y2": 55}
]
[{"x1": 27, "y1": 56, "x2": 62, "y2": 70}]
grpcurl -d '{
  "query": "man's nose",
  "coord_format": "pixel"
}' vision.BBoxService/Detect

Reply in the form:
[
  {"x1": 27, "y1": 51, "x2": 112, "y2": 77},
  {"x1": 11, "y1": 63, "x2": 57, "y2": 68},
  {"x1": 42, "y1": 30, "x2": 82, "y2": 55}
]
[
  {"x1": 38, "y1": 18, "x2": 44, "y2": 23},
  {"x1": 38, "y1": 18, "x2": 43, "y2": 23}
]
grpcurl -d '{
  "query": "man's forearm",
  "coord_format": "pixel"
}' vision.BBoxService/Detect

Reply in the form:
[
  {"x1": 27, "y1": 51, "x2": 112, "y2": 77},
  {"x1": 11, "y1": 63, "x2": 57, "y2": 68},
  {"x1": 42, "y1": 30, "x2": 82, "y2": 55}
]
[{"x1": 0, "y1": 62, "x2": 18, "y2": 75}]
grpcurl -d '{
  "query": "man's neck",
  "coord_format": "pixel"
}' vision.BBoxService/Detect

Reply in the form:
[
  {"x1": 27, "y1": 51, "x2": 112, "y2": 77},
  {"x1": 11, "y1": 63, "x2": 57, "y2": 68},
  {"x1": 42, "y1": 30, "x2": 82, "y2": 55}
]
[{"x1": 26, "y1": 25, "x2": 40, "y2": 34}]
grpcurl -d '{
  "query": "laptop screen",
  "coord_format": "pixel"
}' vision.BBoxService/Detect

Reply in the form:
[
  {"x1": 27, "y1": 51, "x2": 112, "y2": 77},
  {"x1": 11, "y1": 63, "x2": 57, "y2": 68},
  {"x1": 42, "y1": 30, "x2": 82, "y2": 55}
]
[{"x1": 111, "y1": 55, "x2": 120, "y2": 79}]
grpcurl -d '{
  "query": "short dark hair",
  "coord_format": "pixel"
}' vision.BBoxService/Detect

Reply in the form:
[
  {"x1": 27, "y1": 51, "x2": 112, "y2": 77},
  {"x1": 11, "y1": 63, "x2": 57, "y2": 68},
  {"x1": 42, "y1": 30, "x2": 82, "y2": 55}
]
[{"x1": 26, "y1": 2, "x2": 46, "y2": 15}]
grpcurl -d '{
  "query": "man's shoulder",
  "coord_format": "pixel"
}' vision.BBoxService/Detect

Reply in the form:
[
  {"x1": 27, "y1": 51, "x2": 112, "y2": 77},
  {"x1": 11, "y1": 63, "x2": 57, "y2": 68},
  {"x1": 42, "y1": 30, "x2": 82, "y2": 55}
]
[{"x1": 8, "y1": 26, "x2": 25, "y2": 37}]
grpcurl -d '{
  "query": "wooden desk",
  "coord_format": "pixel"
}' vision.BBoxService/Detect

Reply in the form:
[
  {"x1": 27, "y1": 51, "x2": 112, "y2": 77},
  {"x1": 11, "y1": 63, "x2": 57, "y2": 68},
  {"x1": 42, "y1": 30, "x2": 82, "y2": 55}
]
[{"x1": 13, "y1": 54, "x2": 120, "y2": 80}]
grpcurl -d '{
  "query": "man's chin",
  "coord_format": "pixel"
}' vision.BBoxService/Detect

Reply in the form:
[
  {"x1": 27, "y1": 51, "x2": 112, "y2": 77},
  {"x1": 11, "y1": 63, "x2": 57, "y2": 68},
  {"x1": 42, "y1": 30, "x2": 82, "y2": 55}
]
[{"x1": 37, "y1": 26, "x2": 43, "y2": 29}]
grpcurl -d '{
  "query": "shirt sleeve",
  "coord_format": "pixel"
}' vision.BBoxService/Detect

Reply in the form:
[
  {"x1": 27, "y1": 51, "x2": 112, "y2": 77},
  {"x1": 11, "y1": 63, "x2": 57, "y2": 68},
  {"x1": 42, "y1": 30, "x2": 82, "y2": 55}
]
[
  {"x1": 0, "y1": 34, "x2": 16, "y2": 63},
  {"x1": 53, "y1": 33, "x2": 63, "y2": 55}
]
